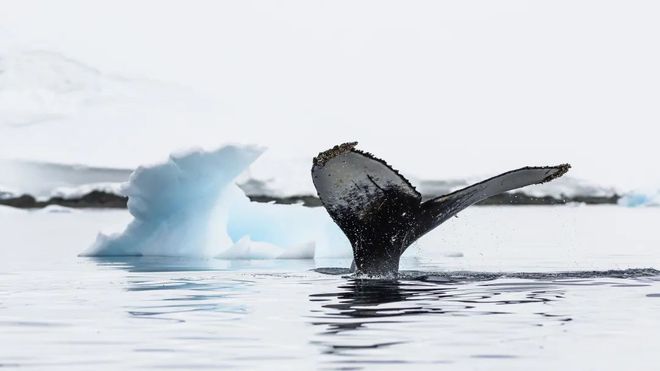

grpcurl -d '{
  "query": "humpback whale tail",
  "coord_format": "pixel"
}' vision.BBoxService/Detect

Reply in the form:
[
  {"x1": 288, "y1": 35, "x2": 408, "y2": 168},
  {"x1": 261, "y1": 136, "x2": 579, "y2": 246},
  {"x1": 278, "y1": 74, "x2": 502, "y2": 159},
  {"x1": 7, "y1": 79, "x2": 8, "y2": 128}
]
[{"x1": 311, "y1": 142, "x2": 570, "y2": 277}]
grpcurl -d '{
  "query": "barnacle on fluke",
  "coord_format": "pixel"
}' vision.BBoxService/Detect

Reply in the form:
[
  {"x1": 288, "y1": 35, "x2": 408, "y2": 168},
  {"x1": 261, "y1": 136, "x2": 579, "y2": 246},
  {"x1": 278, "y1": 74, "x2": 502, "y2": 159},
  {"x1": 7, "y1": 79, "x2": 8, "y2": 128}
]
[
  {"x1": 311, "y1": 142, "x2": 571, "y2": 277},
  {"x1": 313, "y1": 142, "x2": 358, "y2": 167}
]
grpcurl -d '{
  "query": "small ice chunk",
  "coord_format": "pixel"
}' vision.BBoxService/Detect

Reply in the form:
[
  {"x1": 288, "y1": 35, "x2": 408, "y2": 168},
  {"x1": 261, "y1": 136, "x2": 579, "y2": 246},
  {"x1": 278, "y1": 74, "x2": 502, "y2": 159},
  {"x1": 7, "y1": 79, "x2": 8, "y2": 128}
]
[
  {"x1": 217, "y1": 236, "x2": 283, "y2": 260},
  {"x1": 277, "y1": 241, "x2": 315, "y2": 260},
  {"x1": 618, "y1": 190, "x2": 660, "y2": 207},
  {"x1": 217, "y1": 237, "x2": 316, "y2": 260},
  {"x1": 37, "y1": 205, "x2": 76, "y2": 213}
]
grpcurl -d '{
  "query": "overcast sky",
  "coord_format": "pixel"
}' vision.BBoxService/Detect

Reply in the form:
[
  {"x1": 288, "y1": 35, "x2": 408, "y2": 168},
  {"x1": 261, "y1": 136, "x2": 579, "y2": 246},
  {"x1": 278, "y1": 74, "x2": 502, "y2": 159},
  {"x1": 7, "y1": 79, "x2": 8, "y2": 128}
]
[{"x1": 0, "y1": 0, "x2": 659, "y2": 189}]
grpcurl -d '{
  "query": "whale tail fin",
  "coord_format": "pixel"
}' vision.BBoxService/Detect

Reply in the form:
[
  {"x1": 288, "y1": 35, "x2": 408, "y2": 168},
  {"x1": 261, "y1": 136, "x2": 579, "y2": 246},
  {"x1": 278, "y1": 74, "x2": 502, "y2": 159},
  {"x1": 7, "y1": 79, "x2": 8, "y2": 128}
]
[
  {"x1": 414, "y1": 164, "x2": 571, "y2": 245},
  {"x1": 311, "y1": 142, "x2": 570, "y2": 276}
]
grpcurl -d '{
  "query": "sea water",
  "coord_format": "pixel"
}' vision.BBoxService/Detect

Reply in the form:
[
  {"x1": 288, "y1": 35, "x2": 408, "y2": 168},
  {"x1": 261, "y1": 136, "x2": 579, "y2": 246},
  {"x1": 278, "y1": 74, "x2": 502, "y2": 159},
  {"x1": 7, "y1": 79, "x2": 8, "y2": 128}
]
[{"x1": 1, "y1": 205, "x2": 659, "y2": 370}]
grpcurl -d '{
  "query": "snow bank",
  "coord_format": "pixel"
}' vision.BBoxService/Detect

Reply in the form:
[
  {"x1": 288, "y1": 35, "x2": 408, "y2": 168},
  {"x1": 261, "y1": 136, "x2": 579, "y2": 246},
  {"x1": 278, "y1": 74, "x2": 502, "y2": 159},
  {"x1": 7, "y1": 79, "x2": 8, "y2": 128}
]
[
  {"x1": 0, "y1": 186, "x2": 17, "y2": 200},
  {"x1": 49, "y1": 182, "x2": 123, "y2": 200},
  {"x1": 81, "y1": 145, "x2": 350, "y2": 259},
  {"x1": 0, "y1": 49, "x2": 202, "y2": 130},
  {"x1": 0, "y1": 153, "x2": 618, "y2": 205},
  {"x1": 0, "y1": 48, "x2": 223, "y2": 169},
  {"x1": 0, "y1": 159, "x2": 130, "y2": 199}
]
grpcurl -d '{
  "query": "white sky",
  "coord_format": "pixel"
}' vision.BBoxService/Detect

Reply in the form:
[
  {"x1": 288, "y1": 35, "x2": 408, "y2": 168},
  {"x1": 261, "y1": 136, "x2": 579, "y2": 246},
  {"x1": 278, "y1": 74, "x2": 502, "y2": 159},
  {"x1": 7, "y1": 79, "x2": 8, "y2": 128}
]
[{"x1": 0, "y1": 0, "x2": 659, "y2": 189}]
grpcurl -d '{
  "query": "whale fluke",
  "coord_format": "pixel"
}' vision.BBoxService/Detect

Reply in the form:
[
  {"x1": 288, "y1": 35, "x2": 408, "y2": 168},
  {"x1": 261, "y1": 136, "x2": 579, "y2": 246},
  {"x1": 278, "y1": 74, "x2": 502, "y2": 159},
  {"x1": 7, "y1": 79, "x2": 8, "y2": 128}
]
[{"x1": 311, "y1": 142, "x2": 570, "y2": 277}]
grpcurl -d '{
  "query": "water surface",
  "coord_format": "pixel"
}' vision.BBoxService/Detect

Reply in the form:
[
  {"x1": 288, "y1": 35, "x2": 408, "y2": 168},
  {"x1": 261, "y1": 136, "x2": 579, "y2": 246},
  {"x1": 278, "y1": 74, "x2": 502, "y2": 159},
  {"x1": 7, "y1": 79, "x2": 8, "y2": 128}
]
[{"x1": 1, "y1": 206, "x2": 659, "y2": 370}]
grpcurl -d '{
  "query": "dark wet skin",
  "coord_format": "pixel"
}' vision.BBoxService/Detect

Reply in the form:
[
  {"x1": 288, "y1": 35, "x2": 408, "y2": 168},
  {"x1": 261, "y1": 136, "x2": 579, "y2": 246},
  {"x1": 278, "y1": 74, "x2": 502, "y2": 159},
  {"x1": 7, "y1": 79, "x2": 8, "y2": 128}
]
[{"x1": 311, "y1": 142, "x2": 571, "y2": 278}]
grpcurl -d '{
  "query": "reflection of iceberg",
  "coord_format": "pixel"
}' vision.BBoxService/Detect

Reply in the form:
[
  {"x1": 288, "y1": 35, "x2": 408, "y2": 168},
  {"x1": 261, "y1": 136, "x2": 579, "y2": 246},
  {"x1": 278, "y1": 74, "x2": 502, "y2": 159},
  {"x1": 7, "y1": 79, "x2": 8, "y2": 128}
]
[{"x1": 81, "y1": 145, "x2": 350, "y2": 259}]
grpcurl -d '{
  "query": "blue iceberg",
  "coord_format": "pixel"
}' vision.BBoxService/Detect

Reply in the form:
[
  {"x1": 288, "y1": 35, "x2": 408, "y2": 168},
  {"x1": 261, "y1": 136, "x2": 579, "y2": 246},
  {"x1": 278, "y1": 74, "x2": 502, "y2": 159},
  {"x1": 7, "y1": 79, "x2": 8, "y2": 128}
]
[
  {"x1": 81, "y1": 145, "x2": 350, "y2": 259},
  {"x1": 618, "y1": 190, "x2": 660, "y2": 207}
]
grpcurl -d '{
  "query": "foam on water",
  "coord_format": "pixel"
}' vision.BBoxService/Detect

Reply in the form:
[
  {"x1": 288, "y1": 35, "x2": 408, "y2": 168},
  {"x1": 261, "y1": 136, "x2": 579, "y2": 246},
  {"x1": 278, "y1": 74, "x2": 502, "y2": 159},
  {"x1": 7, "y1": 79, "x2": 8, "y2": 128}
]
[{"x1": 81, "y1": 145, "x2": 350, "y2": 259}]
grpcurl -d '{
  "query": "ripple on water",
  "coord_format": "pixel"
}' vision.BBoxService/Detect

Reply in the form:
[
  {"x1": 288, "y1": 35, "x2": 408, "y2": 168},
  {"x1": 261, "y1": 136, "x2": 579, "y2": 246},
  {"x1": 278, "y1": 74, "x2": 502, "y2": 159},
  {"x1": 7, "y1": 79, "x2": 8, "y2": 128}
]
[
  {"x1": 305, "y1": 269, "x2": 660, "y2": 368},
  {"x1": 4, "y1": 255, "x2": 660, "y2": 370}
]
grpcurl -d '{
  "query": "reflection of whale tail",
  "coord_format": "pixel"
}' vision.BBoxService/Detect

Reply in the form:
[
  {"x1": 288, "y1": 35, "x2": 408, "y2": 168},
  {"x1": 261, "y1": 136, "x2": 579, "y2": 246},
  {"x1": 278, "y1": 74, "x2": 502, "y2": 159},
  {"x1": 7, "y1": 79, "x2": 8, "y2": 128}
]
[{"x1": 311, "y1": 142, "x2": 570, "y2": 277}]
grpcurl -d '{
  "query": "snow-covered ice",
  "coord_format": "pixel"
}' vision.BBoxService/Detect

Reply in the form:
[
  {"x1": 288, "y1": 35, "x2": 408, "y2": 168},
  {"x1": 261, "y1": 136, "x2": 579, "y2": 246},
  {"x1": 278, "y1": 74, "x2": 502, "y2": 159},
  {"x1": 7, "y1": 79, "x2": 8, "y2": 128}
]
[
  {"x1": 0, "y1": 186, "x2": 17, "y2": 200},
  {"x1": 0, "y1": 47, "x2": 224, "y2": 169},
  {"x1": 0, "y1": 158, "x2": 129, "y2": 199},
  {"x1": 0, "y1": 155, "x2": 630, "y2": 205}
]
